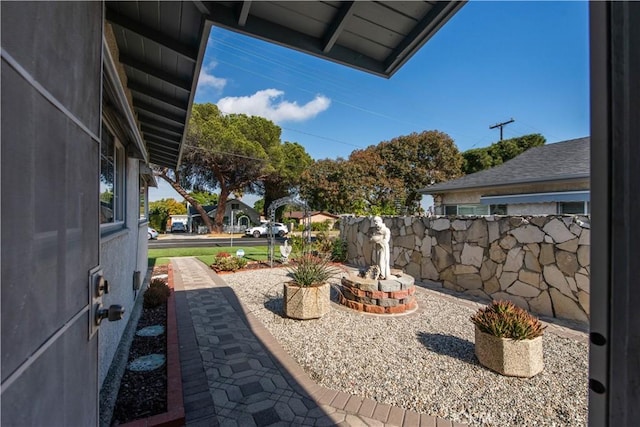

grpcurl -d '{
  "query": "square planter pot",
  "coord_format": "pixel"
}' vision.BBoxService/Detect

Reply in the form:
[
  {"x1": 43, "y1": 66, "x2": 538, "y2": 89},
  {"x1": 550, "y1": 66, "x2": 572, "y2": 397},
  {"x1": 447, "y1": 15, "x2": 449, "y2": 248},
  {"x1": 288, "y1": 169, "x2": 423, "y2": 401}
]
[
  {"x1": 283, "y1": 282, "x2": 330, "y2": 320},
  {"x1": 474, "y1": 326, "x2": 544, "y2": 378}
]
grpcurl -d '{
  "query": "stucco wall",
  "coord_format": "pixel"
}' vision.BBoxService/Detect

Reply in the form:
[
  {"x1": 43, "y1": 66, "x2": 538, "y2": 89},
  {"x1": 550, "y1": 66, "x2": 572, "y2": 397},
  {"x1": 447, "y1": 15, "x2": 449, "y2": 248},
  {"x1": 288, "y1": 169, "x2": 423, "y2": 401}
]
[
  {"x1": 342, "y1": 215, "x2": 590, "y2": 323},
  {"x1": 99, "y1": 158, "x2": 149, "y2": 386},
  {"x1": 507, "y1": 203, "x2": 557, "y2": 215}
]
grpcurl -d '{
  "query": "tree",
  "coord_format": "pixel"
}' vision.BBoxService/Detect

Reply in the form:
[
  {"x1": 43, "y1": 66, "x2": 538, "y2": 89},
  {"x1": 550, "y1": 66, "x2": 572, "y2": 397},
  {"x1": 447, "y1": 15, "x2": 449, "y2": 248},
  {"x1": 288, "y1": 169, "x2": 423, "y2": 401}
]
[
  {"x1": 253, "y1": 198, "x2": 265, "y2": 214},
  {"x1": 178, "y1": 104, "x2": 275, "y2": 232},
  {"x1": 347, "y1": 147, "x2": 405, "y2": 215},
  {"x1": 300, "y1": 158, "x2": 353, "y2": 213},
  {"x1": 148, "y1": 198, "x2": 186, "y2": 232},
  {"x1": 189, "y1": 191, "x2": 218, "y2": 206},
  {"x1": 462, "y1": 133, "x2": 546, "y2": 174},
  {"x1": 260, "y1": 141, "x2": 313, "y2": 219},
  {"x1": 376, "y1": 130, "x2": 463, "y2": 212}
]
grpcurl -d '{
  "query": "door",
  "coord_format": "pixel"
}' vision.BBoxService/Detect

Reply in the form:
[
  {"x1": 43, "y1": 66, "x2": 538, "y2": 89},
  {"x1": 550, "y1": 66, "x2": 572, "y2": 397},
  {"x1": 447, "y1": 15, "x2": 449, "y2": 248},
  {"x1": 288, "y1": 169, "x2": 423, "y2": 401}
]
[{"x1": 1, "y1": 2, "x2": 104, "y2": 425}]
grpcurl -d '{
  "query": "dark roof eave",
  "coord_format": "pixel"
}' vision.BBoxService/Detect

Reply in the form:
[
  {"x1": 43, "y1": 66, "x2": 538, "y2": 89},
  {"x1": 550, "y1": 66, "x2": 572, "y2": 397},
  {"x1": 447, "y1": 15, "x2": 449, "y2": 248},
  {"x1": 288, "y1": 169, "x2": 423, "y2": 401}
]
[{"x1": 174, "y1": 18, "x2": 212, "y2": 169}]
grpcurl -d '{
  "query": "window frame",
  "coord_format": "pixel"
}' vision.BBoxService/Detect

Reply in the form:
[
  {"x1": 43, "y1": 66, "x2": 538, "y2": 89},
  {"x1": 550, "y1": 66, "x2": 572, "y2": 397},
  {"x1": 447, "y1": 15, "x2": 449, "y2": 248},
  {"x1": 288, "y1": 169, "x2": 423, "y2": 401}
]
[
  {"x1": 558, "y1": 201, "x2": 590, "y2": 215},
  {"x1": 100, "y1": 122, "x2": 126, "y2": 233},
  {"x1": 139, "y1": 176, "x2": 148, "y2": 223}
]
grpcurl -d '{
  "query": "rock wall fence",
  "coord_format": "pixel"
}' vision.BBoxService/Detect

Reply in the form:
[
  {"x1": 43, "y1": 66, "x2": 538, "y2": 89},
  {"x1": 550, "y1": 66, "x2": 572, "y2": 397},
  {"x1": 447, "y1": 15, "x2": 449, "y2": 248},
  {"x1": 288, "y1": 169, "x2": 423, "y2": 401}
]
[{"x1": 340, "y1": 215, "x2": 590, "y2": 323}]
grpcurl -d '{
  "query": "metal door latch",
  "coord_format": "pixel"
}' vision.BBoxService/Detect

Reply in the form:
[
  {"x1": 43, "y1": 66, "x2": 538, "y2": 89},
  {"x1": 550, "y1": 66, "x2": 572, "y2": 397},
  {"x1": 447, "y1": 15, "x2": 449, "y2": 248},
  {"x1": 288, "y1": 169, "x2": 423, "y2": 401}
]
[{"x1": 95, "y1": 304, "x2": 125, "y2": 325}]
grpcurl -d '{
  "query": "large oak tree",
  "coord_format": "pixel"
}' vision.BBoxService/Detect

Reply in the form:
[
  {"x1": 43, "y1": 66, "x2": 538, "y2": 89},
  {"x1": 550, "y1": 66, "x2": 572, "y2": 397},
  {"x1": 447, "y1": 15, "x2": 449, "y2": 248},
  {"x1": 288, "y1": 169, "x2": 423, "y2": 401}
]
[{"x1": 301, "y1": 130, "x2": 463, "y2": 215}]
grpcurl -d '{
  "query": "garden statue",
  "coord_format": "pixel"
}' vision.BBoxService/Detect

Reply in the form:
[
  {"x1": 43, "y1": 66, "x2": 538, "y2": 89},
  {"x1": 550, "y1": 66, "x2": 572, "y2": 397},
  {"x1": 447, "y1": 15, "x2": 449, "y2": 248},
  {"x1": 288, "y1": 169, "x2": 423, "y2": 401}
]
[
  {"x1": 280, "y1": 239, "x2": 292, "y2": 263},
  {"x1": 370, "y1": 216, "x2": 391, "y2": 279},
  {"x1": 341, "y1": 216, "x2": 416, "y2": 315}
]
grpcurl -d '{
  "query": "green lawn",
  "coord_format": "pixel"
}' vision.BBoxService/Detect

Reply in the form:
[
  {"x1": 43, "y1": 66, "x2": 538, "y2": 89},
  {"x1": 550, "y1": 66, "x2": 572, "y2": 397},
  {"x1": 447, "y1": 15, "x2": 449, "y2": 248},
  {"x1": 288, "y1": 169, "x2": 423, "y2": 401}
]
[{"x1": 148, "y1": 246, "x2": 270, "y2": 267}]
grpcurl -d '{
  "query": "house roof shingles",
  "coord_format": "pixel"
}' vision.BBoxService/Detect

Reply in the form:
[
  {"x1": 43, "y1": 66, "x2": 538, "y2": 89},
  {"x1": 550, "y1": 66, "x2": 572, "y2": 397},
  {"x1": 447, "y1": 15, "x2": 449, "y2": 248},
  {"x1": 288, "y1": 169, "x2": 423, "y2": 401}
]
[{"x1": 419, "y1": 137, "x2": 590, "y2": 194}]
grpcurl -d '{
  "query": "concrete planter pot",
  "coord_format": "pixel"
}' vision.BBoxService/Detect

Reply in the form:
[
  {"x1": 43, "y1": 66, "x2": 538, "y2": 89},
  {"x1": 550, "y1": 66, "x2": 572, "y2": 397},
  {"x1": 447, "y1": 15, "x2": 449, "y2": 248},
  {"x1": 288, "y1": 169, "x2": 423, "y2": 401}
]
[
  {"x1": 283, "y1": 282, "x2": 330, "y2": 320},
  {"x1": 474, "y1": 326, "x2": 544, "y2": 378}
]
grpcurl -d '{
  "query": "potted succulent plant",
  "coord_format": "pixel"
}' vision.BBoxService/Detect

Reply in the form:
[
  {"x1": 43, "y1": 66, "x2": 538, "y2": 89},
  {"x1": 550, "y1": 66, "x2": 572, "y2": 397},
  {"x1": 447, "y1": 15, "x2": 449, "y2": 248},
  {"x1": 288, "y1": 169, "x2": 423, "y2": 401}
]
[
  {"x1": 283, "y1": 253, "x2": 337, "y2": 319},
  {"x1": 471, "y1": 300, "x2": 546, "y2": 378}
]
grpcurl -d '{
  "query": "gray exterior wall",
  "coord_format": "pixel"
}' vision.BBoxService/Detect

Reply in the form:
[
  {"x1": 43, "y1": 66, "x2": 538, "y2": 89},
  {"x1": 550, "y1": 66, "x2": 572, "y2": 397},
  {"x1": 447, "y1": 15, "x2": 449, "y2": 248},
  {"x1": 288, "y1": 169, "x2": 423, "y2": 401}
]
[
  {"x1": 98, "y1": 158, "x2": 149, "y2": 386},
  {"x1": 1, "y1": 2, "x2": 103, "y2": 425}
]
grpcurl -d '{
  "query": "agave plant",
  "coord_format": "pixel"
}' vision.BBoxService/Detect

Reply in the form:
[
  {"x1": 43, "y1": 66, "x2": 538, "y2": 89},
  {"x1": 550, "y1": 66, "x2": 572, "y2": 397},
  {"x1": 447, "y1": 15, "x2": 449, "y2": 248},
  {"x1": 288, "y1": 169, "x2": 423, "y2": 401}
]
[
  {"x1": 287, "y1": 253, "x2": 337, "y2": 287},
  {"x1": 471, "y1": 300, "x2": 545, "y2": 340}
]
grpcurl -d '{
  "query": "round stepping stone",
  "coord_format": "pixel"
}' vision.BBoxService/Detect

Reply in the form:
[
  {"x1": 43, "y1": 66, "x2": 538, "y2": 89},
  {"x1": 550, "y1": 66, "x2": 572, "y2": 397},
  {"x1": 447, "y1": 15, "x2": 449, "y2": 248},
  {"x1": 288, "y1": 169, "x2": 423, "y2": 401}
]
[
  {"x1": 136, "y1": 325, "x2": 165, "y2": 337},
  {"x1": 127, "y1": 354, "x2": 165, "y2": 372}
]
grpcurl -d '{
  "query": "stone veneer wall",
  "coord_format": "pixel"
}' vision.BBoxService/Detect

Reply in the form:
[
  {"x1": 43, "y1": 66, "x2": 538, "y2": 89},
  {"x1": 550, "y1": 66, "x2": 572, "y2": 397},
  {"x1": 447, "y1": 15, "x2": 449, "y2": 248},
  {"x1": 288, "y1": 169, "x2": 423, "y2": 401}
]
[{"x1": 341, "y1": 215, "x2": 590, "y2": 323}]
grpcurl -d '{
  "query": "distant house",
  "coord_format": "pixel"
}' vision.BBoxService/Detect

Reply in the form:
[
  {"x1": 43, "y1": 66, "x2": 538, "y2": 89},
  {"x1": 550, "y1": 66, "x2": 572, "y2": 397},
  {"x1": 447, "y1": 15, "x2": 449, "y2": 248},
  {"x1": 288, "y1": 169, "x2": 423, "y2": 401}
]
[
  {"x1": 419, "y1": 137, "x2": 590, "y2": 216},
  {"x1": 284, "y1": 211, "x2": 340, "y2": 228},
  {"x1": 188, "y1": 198, "x2": 261, "y2": 232}
]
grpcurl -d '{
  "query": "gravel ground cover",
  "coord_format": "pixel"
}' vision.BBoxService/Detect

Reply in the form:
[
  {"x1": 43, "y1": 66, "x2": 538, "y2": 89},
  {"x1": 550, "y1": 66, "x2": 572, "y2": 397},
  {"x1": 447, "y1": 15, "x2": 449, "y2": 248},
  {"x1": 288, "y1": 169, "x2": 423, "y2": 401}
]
[{"x1": 224, "y1": 267, "x2": 588, "y2": 427}]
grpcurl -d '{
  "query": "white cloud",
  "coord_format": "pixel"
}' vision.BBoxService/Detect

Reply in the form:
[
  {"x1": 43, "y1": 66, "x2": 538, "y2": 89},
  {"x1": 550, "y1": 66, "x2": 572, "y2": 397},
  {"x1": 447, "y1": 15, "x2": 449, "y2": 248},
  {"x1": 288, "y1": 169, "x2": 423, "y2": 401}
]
[
  {"x1": 216, "y1": 89, "x2": 331, "y2": 123},
  {"x1": 197, "y1": 61, "x2": 227, "y2": 91}
]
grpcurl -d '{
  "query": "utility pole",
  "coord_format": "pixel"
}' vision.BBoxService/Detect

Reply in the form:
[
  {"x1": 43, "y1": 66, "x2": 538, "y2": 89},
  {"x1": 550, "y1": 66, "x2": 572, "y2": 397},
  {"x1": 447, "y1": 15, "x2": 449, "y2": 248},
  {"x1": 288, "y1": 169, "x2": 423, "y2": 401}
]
[{"x1": 489, "y1": 118, "x2": 515, "y2": 141}]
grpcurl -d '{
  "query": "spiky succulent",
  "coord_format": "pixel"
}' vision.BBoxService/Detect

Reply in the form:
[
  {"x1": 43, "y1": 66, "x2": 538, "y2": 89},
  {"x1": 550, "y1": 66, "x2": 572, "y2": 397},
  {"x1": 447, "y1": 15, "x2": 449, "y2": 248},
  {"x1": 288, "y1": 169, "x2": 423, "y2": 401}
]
[{"x1": 471, "y1": 300, "x2": 545, "y2": 340}]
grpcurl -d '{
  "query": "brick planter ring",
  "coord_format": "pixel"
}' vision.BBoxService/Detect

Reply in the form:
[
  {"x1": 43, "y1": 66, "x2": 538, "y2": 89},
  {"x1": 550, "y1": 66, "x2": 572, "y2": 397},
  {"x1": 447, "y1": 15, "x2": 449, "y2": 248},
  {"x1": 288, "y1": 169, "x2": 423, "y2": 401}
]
[{"x1": 339, "y1": 272, "x2": 417, "y2": 314}]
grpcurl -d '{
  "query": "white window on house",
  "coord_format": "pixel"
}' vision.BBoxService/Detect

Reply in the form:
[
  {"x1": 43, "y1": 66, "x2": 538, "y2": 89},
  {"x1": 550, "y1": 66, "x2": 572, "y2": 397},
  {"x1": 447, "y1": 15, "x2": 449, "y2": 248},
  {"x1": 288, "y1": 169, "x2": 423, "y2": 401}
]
[
  {"x1": 444, "y1": 204, "x2": 490, "y2": 215},
  {"x1": 558, "y1": 201, "x2": 590, "y2": 214},
  {"x1": 100, "y1": 124, "x2": 125, "y2": 226},
  {"x1": 139, "y1": 177, "x2": 148, "y2": 221}
]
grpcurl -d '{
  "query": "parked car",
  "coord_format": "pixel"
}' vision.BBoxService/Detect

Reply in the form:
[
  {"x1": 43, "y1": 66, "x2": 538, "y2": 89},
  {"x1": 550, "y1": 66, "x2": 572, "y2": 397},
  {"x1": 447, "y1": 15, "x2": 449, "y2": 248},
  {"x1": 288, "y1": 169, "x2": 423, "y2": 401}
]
[
  {"x1": 245, "y1": 222, "x2": 288, "y2": 238},
  {"x1": 147, "y1": 227, "x2": 159, "y2": 240},
  {"x1": 171, "y1": 222, "x2": 186, "y2": 233}
]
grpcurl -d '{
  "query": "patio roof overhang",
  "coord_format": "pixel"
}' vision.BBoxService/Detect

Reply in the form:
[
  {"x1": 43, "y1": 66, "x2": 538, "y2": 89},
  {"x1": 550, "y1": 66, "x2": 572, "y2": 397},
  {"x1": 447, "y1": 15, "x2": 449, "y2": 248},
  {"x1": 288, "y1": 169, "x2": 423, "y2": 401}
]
[{"x1": 105, "y1": 0, "x2": 466, "y2": 170}]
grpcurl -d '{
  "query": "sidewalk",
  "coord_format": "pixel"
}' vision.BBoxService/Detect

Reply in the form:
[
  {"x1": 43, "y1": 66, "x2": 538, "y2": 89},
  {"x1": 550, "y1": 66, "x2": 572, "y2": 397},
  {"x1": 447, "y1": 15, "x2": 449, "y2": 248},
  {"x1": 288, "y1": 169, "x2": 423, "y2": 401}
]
[{"x1": 171, "y1": 257, "x2": 466, "y2": 427}]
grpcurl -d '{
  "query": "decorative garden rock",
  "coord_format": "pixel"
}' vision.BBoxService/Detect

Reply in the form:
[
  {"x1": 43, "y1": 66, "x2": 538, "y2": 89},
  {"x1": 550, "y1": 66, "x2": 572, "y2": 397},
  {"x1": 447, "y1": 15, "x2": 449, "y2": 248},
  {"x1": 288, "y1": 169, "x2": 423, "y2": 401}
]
[{"x1": 474, "y1": 326, "x2": 544, "y2": 378}]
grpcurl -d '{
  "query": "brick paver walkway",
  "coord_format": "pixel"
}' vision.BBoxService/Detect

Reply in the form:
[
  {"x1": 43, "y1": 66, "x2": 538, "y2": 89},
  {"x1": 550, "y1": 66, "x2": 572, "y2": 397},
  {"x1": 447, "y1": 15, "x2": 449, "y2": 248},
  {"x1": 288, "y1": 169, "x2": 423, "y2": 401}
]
[{"x1": 172, "y1": 257, "x2": 466, "y2": 427}]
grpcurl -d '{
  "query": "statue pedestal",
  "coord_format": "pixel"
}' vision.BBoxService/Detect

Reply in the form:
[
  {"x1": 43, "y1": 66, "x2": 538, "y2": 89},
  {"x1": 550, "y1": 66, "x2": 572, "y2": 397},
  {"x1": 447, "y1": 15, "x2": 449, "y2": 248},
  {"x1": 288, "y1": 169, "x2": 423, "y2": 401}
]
[{"x1": 339, "y1": 271, "x2": 417, "y2": 315}]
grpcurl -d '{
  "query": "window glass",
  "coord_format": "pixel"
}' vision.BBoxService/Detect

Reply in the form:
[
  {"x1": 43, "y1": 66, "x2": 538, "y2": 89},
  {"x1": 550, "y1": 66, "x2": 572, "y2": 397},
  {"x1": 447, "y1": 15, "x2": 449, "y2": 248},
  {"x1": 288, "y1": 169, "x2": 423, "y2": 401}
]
[
  {"x1": 490, "y1": 204, "x2": 507, "y2": 215},
  {"x1": 558, "y1": 201, "x2": 588, "y2": 214},
  {"x1": 100, "y1": 125, "x2": 125, "y2": 225},
  {"x1": 458, "y1": 204, "x2": 489, "y2": 215},
  {"x1": 444, "y1": 205, "x2": 458, "y2": 215},
  {"x1": 100, "y1": 127, "x2": 115, "y2": 224},
  {"x1": 139, "y1": 177, "x2": 147, "y2": 220}
]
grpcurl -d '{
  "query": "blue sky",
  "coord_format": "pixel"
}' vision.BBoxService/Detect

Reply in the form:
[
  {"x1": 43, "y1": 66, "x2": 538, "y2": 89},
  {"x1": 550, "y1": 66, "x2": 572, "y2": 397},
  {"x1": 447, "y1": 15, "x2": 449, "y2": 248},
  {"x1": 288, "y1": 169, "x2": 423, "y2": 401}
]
[{"x1": 150, "y1": 1, "x2": 590, "y2": 206}]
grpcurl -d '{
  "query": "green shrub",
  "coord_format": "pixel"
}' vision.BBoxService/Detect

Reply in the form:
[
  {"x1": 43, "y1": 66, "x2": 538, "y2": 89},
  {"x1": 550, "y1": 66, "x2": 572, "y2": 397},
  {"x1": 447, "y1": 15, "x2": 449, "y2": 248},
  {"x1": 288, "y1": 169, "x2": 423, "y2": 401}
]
[
  {"x1": 288, "y1": 234, "x2": 311, "y2": 256},
  {"x1": 330, "y1": 238, "x2": 348, "y2": 262},
  {"x1": 471, "y1": 300, "x2": 545, "y2": 340},
  {"x1": 210, "y1": 255, "x2": 248, "y2": 272},
  {"x1": 311, "y1": 221, "x2": 330, "y2": 231},
  {"x1": 144, "y1": 280, "x2": 170, "y2": 308},
  {"x1": 287, "y1": 254, "x2": 337, "y2": 287}
]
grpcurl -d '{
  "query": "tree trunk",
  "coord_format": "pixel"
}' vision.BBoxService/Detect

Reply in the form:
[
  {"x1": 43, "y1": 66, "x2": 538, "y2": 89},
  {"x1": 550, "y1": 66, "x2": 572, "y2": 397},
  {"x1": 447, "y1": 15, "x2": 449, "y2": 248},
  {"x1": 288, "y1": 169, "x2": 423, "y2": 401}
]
[
  {"x1": 157, "y1": 169, "x2": 215, "y2": 233},
  {"x1": 213, "y1": 188, "x2": 230, "y2": 233}
]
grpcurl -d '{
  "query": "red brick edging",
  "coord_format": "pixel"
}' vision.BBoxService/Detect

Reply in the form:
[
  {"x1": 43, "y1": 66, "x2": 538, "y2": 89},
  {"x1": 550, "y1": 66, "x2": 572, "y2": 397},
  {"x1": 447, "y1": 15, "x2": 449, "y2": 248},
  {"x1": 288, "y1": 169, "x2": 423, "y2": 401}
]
[
  {"x1": 119, "y1": 265, "x2": 185, "y2": 427},
  {"x1": 339, "y1": 280, "x2": 417, "y2": 314}
]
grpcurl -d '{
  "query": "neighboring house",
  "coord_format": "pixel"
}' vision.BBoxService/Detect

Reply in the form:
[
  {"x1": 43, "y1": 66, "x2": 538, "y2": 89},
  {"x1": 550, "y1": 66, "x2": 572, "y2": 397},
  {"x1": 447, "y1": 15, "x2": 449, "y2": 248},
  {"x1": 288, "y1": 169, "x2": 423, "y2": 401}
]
[
  {"x1": 188, "y1": 198, "x2": 261, "y2": 232},
  {"x1": 284, "y1": 211, "x2": 340, "y2": 228},
  {"x1": 419, "y1": 137, "x2": 590, "y2": 216}
]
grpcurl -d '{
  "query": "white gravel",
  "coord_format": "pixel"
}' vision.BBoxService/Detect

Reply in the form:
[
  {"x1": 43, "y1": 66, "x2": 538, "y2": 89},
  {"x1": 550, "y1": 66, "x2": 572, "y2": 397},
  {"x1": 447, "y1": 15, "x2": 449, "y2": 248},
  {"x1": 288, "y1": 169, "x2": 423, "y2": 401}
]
[{"x1": 223, "y1": 267, "x2": 588, "y2": 427}]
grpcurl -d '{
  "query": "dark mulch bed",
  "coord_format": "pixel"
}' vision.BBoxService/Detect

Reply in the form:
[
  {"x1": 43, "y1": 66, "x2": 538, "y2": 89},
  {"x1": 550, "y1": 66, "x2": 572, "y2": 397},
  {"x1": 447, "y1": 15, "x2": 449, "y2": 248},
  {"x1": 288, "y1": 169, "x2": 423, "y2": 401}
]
[{"x1": 111, "y1": 266, "x2": 168, "y2": 425}]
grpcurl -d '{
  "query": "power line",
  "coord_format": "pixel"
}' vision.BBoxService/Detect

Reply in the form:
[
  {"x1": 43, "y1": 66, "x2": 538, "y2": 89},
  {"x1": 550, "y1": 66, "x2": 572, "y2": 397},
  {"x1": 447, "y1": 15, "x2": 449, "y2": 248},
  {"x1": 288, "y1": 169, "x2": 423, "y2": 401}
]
[
  {"x1": 280, "y1": 126, "x2": 365, "y2": 149},
  {"x1": 182, "y1": 144, "x2": 269, "y2": 162}
]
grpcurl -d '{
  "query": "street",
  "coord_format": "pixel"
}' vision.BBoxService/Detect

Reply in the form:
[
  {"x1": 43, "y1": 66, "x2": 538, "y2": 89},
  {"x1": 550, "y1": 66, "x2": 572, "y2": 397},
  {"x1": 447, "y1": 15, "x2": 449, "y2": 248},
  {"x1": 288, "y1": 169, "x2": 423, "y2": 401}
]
[{"x1": 148, "y1": 235, "x2": 287, "y2": 249}]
